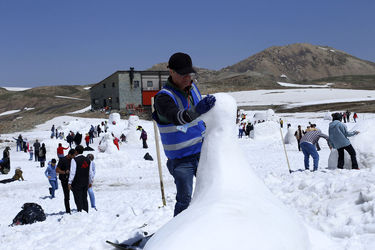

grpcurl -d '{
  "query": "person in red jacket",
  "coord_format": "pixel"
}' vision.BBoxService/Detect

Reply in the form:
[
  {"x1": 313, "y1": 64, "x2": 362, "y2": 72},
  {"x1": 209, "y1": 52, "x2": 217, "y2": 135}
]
[
  {"x1": 84, "y1": 133, "x2": 90, "y2": 148},
  {"x1": 57, "y1": 143, "x2": 69, "y2": 159}
]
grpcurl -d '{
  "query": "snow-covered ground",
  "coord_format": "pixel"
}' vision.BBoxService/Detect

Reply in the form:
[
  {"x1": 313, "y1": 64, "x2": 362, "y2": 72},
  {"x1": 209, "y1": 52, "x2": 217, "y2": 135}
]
[
  {"x1": 0, "y1": 93, "x2": 375, "y2": 250},
  {"x1": 1, "y1": 87, "x2": 30, "y2": 91},
  {"x1": 277, "y1": 81, "x2": 332, "y2": 88},
  {"x1": 228, "y1": 88, "x2": 375, "y2": 108}
]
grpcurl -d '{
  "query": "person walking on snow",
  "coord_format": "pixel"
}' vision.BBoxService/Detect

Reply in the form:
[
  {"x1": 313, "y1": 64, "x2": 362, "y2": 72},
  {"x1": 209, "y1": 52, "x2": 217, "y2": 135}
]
[
  {"x1": 86, "y1": 154, "x2": 96, "y2": 210},
  {"x1": 45, "y1": 159, "x2": 58, "y2": 198},
  {"x1": 68, "y1": 145, "x2": 94, "y2": 213},
  {"x1": 28, "y1": 146, "x2": 34, "y2": 161},
  {"x1": 328, "y1": 113, "x2": 360, "y2": 169},
  {"x1": 84, "y1": 133, "x2": 90, "y2": 148},
  {"x1": 39, "y1": 143, "x2": 47, "y2": 168},
  {"x1": 33, "y1": 139, "x2": 41, "y2": 161},
  {"x1": 353, "y1": 112, "x2": 358, "y2": 123},
  {"x1": 153, "y1": 52, "x2": 216, "y2": 216},
  {"x1": 51, "y1": 125, "x2": 55, "y2": 138},
  {"x1": 137, "y1": 126, "x2": 148, "y2": 148},
  {"x1": 56, "y1": 149, "x2": 76, "y2": 214},
  {"x1": 299, "y1": 128, "x2": 330, "y2": 171}
]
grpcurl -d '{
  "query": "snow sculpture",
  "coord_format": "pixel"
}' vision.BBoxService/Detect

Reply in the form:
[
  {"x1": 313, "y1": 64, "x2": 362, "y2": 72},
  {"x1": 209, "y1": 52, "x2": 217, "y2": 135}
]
[
  {"x1": 253, "y1": 121, "x2": 280, "y2": 140},
  {"x1": 324, "y1": 112, "x2": 332, "y2": 120},
  {"x1": 109, "y1": 113, "x2": 121, "y2": 124},
  {"x1": 328, "y1": 120, "x2": 375, "y2": 169},
  {"x1": 123, "y1": 115, "x2": 140, "y2": 145},
  {"x1": 144, "y1": 93, "x2": 310, "y2": 250},
  {"x1": 98, "y1": 133, "x2": 118, "y2": 153},
  {"x1": 284, "y1": 127, "x2": 295, "y2": 144}
]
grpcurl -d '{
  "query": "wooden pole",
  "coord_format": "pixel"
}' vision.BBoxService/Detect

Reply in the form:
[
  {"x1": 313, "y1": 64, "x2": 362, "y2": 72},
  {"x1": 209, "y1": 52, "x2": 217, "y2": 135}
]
[
  {"x1": 151, "y1": 97, "x2": 166, "y2": 206},
  {"x1": 279, "y1": 126, "x2": 292, "y2": 173}
]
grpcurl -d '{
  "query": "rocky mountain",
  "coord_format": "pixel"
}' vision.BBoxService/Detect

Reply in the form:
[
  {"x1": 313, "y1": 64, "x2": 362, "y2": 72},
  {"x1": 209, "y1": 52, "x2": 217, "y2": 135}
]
[
  {"x1": 222, "y1": 43, "x2": 375, "y2": 81},
  {"x1": 149, "y1": 43, "x2": 375, "y2": 91}
]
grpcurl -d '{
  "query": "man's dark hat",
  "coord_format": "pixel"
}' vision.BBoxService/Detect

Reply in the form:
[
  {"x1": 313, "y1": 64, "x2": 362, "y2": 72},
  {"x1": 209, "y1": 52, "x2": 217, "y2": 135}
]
[{"x1": 167, "y1": 52, "x2": 196, "y2": 75}]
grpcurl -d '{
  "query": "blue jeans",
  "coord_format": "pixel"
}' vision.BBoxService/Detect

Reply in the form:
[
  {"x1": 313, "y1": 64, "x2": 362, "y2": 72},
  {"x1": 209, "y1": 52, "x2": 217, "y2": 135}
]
[
  {"x1": 17, "y1": 143, "x2": 22, "y2": 152},
  {"x1": 88, "y1": 187, "x2": 96, "y2": 208},
  {"x1": 29, "y1": 153, "x2": 33, "y2": 160},
  {"x1": 49, "y1": 179, "x2": 58, "y2": 198},
  {"x1": 167, "y1": 153, "x2": 200, "y2": 216},
  {"x1": 238, "y1": 129, "x2": 243, "y2": 138},
  {"x1": 300, "y1": 142, "x2": 319, "y2": 171}
]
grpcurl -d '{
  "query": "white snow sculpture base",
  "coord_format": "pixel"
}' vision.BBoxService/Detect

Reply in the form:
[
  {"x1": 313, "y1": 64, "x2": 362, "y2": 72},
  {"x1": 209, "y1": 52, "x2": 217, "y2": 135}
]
[{"x1": 144, "y1": 93, "x2": 310, "y2": 250}]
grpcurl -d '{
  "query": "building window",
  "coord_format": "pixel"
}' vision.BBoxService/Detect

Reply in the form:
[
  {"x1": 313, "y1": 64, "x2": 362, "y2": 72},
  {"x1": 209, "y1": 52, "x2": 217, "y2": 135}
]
[
  {"x1": 133, "y1": 80, "x2": 139, "y2": 88},
  {"x1": 94, "y1": 99, "x2": 99, "y2": 104},
  {"x1": 103, "y1": 83, "x2": 106, "y2": 88},
  {"x1": 161, "y1": 81, "x2": 167, "y2": 86},
  {"x1": 116, "y1": 97, "x2": 119, "y2": 103},
  {"x1": 147, "y1": 81, "x2": 153, "y2": 87},
  {"x1": 112, "y1": 82, "x2": 115, "y2": 87}
]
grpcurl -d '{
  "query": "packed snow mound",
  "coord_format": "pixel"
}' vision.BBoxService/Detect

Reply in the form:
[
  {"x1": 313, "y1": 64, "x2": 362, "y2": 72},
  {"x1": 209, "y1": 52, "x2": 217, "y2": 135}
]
[
  {"x1": 253, "y1": 121, "x2": 280, "y2": 140},
  {"x1": 324, "y1": 112, "x2": 332, "y2": 120},
  {"x1": 328, "y1": 120, "x2": 375, "y2": 169},
  {"x1": 98, "y1": 133, "x2": 119, "y2": 153},
  {"x1": 253, "y1": 109, "x2": 277, "y2": 122},
  {"x1": 284, "y1": 127, "x2": 295, "y2": 144},
  {"x1": 144, "y1": 93, "x2": 310, "y2": 250},
  {"x1": 109, "y1": 113, "x2": 121, "y2": 124},
  {"x1": 124, "y1": 115, "x2": 140, "y2": 145}
]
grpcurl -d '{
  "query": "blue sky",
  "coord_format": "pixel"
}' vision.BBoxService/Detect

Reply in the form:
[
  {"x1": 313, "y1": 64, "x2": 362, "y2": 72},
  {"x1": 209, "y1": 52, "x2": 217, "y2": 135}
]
[{"x1": 1, "y1": 0, "x2": 374, "y2": 87}]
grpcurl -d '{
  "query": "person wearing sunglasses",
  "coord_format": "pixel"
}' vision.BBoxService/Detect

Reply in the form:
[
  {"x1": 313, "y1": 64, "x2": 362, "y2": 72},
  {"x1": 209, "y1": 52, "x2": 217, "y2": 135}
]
[{"x1": 153, "y1": 52, "x2": 216, "y2": 216}]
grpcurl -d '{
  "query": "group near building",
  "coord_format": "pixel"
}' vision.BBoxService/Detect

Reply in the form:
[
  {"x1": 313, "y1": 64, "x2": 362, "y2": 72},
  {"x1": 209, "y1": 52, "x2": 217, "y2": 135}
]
[{"x1": 90, "y1": 68, "x2": 169, "y2": 113}]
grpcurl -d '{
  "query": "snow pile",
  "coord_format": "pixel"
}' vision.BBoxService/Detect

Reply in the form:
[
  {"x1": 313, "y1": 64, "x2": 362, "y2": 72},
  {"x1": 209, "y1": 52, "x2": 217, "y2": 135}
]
[
  {"x1": 144, "y1": 93, "x2": 310, "y2": 250},
  {"x1": 124, "y1": 115, "x2": 140, "y2": 145},
  {"x1": 253, "y1": 109, "x2": 277, "y2": 122},
  {"x1": 328, "y1": 120, "x2": 375, "y2": 169},
  {"x1": 109, "y1": 113, "x2": 121, "y2": 124},
  {"x1": 253, "y1": 121, "x2": 280, "y2": 141},
  {"x1": 324, "y1": 112, "x2": 332, "y2": 120},
  {"x1": 284, "y1": 127, "x2": 295, "y2": 144},
  {"x1": 98, "y1": 133, "x2": 119, "y2": 153}
]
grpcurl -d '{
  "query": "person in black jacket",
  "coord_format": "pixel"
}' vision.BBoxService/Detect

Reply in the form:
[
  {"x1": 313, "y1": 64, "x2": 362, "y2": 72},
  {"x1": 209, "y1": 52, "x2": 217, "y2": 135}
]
[
  {"x1": 38, "y1": 143, "x2": 47, "y2": 168},
  {"x1": 56, "y1": 149, "x2": 76, "y2": 213},
  {"x1": 33, "y1": 139, "x2": 41, "y2": 161},
  {"x1": 68, "y1": 145, "x2": 94, "y2": 213},
  {"x1": 0, "y1": 147, "x2": 11, "y2": 174}
]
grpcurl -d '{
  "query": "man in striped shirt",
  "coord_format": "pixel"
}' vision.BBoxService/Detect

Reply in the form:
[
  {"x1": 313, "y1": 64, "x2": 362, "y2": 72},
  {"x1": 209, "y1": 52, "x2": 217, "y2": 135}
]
[{"x1": 300, "y1": 128, "x2": 331, "y2": 171}]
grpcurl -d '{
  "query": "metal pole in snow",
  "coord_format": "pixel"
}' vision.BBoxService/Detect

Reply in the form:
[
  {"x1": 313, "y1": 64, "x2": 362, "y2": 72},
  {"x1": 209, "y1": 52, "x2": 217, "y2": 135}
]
[
  {"x1": 279, "y1": 126, "x2": 292, "y2": 173},
  {"x1": 151, "y1": 97, "x2": 167, "y2": 206}
]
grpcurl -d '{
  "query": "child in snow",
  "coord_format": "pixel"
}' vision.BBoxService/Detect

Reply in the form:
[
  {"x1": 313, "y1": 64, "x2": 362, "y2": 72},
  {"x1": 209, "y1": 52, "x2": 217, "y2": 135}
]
[
  {"x1": 45, "y1": 159, "x2": 58, "y2": 198},
  {"x1": 137, "y1": 126, "x2": 148, "y2": 149},
  {"x1": 28, "y1": 146, "x2": 34, "y2": 161},
  {"x1": 87, "y1": 154, "x2": 96, "y2": 210}
]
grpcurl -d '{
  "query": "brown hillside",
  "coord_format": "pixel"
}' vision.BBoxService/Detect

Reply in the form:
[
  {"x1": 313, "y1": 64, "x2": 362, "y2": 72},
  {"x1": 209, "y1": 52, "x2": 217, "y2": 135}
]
[{"x1": 222, "y1": 43, "x2": 375, "y2": 81}]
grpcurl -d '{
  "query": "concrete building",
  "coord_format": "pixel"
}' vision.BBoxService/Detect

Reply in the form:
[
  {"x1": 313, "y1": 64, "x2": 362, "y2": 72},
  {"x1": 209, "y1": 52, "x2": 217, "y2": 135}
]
[{"x1": 90, "y1": 68, "x2": 169, "y2": 111}]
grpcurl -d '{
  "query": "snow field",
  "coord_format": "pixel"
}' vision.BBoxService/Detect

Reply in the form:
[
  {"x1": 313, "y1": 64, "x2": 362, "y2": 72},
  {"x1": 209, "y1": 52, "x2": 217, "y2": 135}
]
[{"x1": 0, "y1": 103, "x2": 374, "y2": 249}]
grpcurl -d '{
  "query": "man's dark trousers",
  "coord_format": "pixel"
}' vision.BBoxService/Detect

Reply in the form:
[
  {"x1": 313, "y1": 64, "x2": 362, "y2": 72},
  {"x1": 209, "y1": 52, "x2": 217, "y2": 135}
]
[
  {"x1": 72, "y1": 185, "x2": 89, "y2": 212},
  {"x1": 338, "y1": 144, "x2": 358, "y2": 169},
  {"x1": 61, "y1": 180, "x2": 71, "y2": 213}
]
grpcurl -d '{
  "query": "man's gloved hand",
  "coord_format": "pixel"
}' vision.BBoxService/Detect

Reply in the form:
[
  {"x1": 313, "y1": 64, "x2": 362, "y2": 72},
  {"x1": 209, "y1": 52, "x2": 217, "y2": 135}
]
[{"x1": 195, "y1": 95, "x2": 216, "y2": 115}]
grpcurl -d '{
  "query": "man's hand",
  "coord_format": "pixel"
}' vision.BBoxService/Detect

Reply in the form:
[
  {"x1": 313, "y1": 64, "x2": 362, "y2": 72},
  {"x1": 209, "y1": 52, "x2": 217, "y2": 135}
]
[
  {"x1": 88, "y1": 184, "x2": 92, "y2": 188},
  {"x1": 68, "y1": 184, "x2": 71, "y2": 191},
  {"x1": 195, "y1": 95, "x2": 216, "y2": 115},
  {"x1": 48, "y1": 176, "x2": 51, "y2": 179}
]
